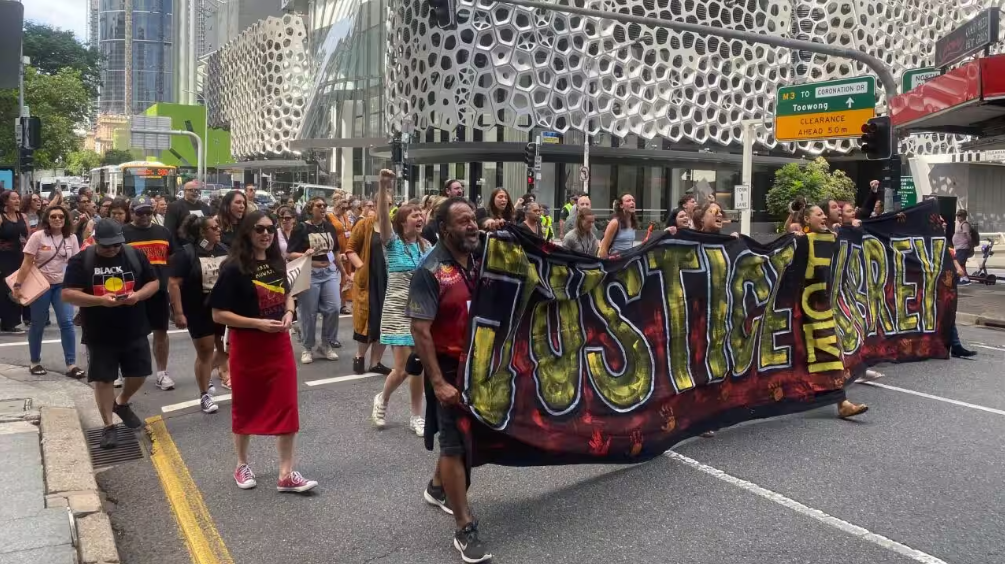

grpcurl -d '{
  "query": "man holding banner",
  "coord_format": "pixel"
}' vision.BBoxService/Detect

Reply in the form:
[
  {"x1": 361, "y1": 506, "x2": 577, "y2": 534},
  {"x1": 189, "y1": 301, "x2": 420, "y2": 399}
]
[{"x1": 407, "y1": 196, "x2": 492, "y2": 564}]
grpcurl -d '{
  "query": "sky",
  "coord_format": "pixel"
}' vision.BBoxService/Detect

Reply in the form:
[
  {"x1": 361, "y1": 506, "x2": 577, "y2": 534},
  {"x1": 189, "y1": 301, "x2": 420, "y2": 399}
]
[{"x1": 24, "y1": 0, "x2": 88, "y2": 40}]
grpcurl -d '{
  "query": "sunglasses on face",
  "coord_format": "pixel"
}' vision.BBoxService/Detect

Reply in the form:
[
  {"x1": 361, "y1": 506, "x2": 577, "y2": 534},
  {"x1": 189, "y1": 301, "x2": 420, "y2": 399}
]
[
  {"x1": 49, "y1": 214, "x2": 65, "y2": 220},
  {"x1": 314, "y1": 203, "x2": 327, "y2": 209},
  {"x1": 99, "y1": 243, "x2": 122, "y2": 250},
  {"x1": 134, "y1": 210, "x2": 153, "y2": 216},
  {"x1": 254, "y1": 225, "x2": 277, "y2": 234},
  {"x1": 280, "y1": 216, "x2": 295, "y2": 221},
  {"x1": 207, "y1": 224, "x2": 221, "y2": 232}
]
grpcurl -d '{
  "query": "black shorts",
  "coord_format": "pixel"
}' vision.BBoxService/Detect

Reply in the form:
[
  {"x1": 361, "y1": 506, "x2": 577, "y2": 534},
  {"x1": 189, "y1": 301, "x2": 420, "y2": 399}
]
[
  {"x1": 405, "y1": 353, "x2": 423, "y2": 376},
  {"x1": 434, "y1": 355, "x2": 464, "y2": 457},
  {"x1": 146, "y1": 291, "x2": 170, "y2": 332},
  {"x1": 183, "y1": 297, "x2": 225, "y2": 340},
  {"x1": 87, "y1": 338, "x2": 152, "y2": 383}
]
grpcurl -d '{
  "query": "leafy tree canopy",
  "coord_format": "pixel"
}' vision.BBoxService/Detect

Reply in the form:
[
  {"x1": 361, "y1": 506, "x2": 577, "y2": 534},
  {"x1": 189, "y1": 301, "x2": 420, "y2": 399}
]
[
  {"x1": 23, "y1": 22, "x2": 102, "y2": 99},
  {"x1": 765, "y1": 157, "x2": 856, "y2": 221},
  {"x1": 101, "y1": 149, "x2": 134, "y2": 166},
  {"x1": 0, "y1": 67, "x2": 90, "y2": 169},
  {"x1": 65, "y1": 149, "x2": 102, "y2": 176}
]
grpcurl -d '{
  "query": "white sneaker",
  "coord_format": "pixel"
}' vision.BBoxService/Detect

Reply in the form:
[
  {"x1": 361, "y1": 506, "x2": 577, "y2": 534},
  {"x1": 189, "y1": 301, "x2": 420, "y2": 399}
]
[
  {"x1": 200, "y1": 393, "x2": 218, "y2": 414},
  {"x1": 301, "y1": 349, "x2": 314, "y2": 364},
  {"x1": 372, "y1": 393, "x2": 387, "y2": 428},
  {"x1": 207, "y1": 383, "x2": 217, "y2": 395},
  {"x1": 860, "y1": 368, "x2": 884, "y2": 382},
  {"x1": 113, "y1": 376, "x2": 124, "y2": 388},
  {"x1": 410, "y1": 415, "x2": 425, "y2": 436},
  {"x1": 317, "y1": 345, "x2": 339, "y2": 361},
  {"x1": 156, "y1": 371, "x2": 175, "y2": 390}
]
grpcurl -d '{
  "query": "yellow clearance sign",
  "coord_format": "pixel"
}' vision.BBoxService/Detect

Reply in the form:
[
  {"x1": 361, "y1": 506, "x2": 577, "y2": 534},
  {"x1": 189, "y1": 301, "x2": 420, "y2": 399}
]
[{"x1": 774, "y1": 108, "x2": 874, "y2": 142}]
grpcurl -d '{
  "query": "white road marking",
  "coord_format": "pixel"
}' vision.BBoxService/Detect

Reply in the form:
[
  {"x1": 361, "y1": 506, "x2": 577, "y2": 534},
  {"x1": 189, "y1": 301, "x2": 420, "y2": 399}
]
[
  {"x1": 161, "y1": 394, "x2": 232, "y2": 413},
  {"x1": 971, "y1": 343, "x2": 1005, "y2": 352},
  {"x1": 0, "y1": 329, "x2": 189, "y2": 348},
  {"x1": 862, "y1": 381, "x2": 1005, "y2": 417},
  {"x1": 305, "y1": 373, "x2": 381, "y2": 387},
  {"x1": 665, "y1": 451, "x2": 949, "y2": 564}
]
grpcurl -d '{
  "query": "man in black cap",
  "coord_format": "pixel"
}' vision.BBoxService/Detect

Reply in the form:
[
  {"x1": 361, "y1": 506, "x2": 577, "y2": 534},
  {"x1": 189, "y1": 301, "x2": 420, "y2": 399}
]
[
  {"x1": 62, "y1": 220, "x2": 160, "y2": 449},
  {"x1": 122, "y1": 196, "x2": 175, "y2": 391}
]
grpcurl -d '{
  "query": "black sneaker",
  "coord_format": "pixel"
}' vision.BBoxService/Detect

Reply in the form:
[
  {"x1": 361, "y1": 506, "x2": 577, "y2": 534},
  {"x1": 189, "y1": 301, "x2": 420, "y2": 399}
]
[
  {"x1": 453, "y1": 521, "x2": 491, "y2": 563},
  {"x1": 423, "y1": 480, "x2": 453, "y2": 515},
  {"x1": 369, "y1": 363, "x2": 392, "y2": 376},
  {"x1": 353, "y1": 356, "x2": 365, "y2": 375},
  {"x1": 99, "y1": 425, "x2": 117, "y2": 449},
  {"x1": 951, "y1": 345, "x2": 977, "y2": 358},
  {"x1": 113, "y1": 401, "x2": 143, "y2": 429}
]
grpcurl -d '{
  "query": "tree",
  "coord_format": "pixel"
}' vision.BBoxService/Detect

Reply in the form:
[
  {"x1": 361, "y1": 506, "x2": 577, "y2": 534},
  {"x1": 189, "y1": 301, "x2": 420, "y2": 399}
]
[
  {"x1": 0, "y1": 67, "x2": 90, "y2": 169},
  {"x1": 65, "y1": 150, "x2": 102, "y2": 176},
  {"x1": 22, "y1": 22, "x2": 102, "y2": 99},
  {"x1": 765, "y1": 157, "x2": 856, "y2": 222},
  {"x1": 101, "y1": 149, "x2": 134, "y2": 166}
]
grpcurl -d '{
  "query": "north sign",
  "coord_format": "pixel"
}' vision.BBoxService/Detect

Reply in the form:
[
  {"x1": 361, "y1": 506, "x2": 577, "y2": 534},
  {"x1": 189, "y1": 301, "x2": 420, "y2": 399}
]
[{"x1": 774, "y1": 77, "x2": 876, "y2": 142}]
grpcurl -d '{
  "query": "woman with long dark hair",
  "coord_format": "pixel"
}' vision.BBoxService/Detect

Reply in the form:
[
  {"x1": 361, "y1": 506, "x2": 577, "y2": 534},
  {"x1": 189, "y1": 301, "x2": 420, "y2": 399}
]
[
  {"x1": 217, "y1": 190, "x2": 247, "y2": 248},
  {"x1": 476, "y1": 188, "x2": 514, "y2": 230},
  {"x1": 371, "y1": 170, "x2": 429, "y2": 435},
  {"x1": 13, "y1": 205, "x2": 81, "y2": 376},
  {"x1": 0, "y1": 191, "x2": 27, "y2": 333},
  {"x1": 211, "y1": 211, "x2": 317, "y2": 493},
  {"x1": 598, "y1": 193, "x2": 638, "y2": 258},
  {"x1": 97, "y1": 196, "x2": 113, "y2": 219},
  {"x1": 169, "y1": 214, "x2": 230, "y2": 412},
  {"x1": 288, "y1": 196, "x2": 344, "y2": 362},
  {"x1": 21, "y1": 193, "x2": 42, "y2": 233}
]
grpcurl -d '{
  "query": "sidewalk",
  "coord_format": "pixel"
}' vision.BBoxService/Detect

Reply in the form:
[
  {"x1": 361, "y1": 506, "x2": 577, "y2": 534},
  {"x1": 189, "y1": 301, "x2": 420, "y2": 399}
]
[
  {"x1": 956, "y1": 283, "x2": 1005, "y2": 327},
  {"x1": 0, "y1": 367, "x2": 120, "y2": 564}
]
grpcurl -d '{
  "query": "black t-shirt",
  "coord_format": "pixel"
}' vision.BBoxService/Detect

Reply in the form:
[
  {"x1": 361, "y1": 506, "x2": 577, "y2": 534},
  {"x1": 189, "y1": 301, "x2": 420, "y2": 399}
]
[
  {"x1": 209, "y1": 260, "x2": 288, "y2": 322},
  {"x1": 122, "y1": 223, "x2": 173, "y2": 291},
  {"x1": 164, "y1": 198, "x2": 211, "y2": 241},
  {"x1": 64, "y1": 247, "x2": 158, "y2": 347},
  {"x1": 421, "y1": 223, "x2": 439, "y2": 246},
  {"x1": 288, "y1": 221, "x2": 339, "y2": 262},
  {"x1": 168, "y1": 242, "x2": 228, "y2": 314}
]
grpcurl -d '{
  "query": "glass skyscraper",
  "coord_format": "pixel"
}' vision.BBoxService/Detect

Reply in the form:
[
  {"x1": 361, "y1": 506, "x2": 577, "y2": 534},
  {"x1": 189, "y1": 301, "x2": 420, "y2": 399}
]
[{"x1": 98, "y1": 0, "x2": 174, "y2": 115}]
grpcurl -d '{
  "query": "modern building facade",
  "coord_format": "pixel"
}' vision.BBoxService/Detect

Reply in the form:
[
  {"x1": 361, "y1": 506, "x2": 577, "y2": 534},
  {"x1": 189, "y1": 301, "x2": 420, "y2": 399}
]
[
  {"x1": 206, "y1": 0, "x2": 1005, "y2": 231},
  {"x1": 96, "y1": 0, "x2": 175, "y2": 115}
]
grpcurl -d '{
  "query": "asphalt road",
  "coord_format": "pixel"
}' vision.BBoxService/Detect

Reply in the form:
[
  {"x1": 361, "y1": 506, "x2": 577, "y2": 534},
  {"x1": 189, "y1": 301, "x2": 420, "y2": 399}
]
[{"x1": 3, "y1": 320, "x2": 1005, "y2": 564}]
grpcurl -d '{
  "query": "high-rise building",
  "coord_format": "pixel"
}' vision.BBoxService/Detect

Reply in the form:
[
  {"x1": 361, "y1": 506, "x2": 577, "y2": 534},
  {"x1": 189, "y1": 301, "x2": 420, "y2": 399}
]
[{"x1": 97, "y1": 0, "x2": 174, "y2": 115}]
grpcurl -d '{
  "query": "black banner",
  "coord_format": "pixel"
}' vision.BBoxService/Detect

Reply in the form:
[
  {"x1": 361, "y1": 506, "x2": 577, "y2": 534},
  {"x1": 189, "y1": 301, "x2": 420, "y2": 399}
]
[{"x1": 457, "y1": 199, "x2": 955, "y2": 466}]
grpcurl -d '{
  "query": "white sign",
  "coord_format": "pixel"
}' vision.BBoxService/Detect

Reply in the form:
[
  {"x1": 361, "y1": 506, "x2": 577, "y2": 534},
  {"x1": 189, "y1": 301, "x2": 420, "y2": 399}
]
[
  {"x1": 734, "y1": 184, "x2": 751, "y2": 211},
  {"x1": 910, "y1": 71, "x2": 940, "y2": 90},
  {"x1": 130, "y1": 115, "x2": 172, "y2": 151},
  {"x1": 579, "y1": 166, "x2": 590, "y2": 183},
  {"x1": 815, "y1": 81, "x2": 869, "y2": 99}
]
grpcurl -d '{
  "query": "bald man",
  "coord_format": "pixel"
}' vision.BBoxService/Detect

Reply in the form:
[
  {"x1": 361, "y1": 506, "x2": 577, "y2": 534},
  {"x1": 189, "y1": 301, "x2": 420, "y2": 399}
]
[{"x1": 164, "y1": 181, "x2": 212, "y2": 242}]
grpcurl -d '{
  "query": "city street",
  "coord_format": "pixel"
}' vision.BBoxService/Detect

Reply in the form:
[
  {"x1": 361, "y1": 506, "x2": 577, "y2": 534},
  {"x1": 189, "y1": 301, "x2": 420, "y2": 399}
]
[{"x1": 1, "y1": 319, "x2": 1003, "y2": 564}]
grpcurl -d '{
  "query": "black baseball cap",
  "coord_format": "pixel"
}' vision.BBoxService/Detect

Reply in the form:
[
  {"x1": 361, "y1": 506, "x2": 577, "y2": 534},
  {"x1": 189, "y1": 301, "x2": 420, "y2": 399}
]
[
  {"x1": 94, "y1": 219, "x2": 125, "y2": 246},
  {"x1": 131, "y1": 195, "x2": 154, "y2": 212}
]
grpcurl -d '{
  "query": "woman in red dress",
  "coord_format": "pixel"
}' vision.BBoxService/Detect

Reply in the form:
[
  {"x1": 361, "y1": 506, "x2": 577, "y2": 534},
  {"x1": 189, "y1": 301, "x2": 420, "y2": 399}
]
[{"x1": 210, "y1": 210, "x2": 318, "y2": 493}]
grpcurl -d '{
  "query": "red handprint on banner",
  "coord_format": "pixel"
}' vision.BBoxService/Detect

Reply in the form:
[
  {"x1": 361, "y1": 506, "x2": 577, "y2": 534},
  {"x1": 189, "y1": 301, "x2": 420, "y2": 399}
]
[
  {"x1": 628, "y1": 430, "x2": 643, "y2": 457},
  {"x1": 768, "y1": 381, "x2": 783, "y2": 402},
  {"x1": 588, "y1": 428, "x2": 611, "y2": 457},
  {"x1": 659, "y1": 404, "x2": 676, "y2": 432}
]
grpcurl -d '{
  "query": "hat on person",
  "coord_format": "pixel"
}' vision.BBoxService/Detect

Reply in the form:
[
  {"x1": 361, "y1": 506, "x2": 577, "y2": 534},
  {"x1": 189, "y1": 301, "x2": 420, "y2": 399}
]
[
  {"x1": 94, "y1": 219, "x2": 125, "y2": 246},
  {"x1": 131, "y1": 195, "x2": 154, "y2": 212}
]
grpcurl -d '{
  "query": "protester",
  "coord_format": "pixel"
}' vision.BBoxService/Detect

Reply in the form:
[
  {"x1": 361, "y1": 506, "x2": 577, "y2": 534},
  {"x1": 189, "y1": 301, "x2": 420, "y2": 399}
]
[
  {"x1": 475, "y1": 188, "x2": 514, "y2": 230},
  {"x1": 598, "y1": 194, "x2": 637, "y2": 258},
  {"x1": 372, "y1": 170, "x2": 428, "y2": 435},
  {"x1": 122, "y1": 196, "x2": 175, "y2": 391},
  {"x1": 14, "y1": 205, "x2": 82, "y2": 377},
  {"x1": 560, "y1": 193, "x2": 578, "y2": 236},
  {"x1": 670, "y1": 208, "x2": 693, "y2": 230},
  {"x1": 541, "y1": 204, "x2": 554, "y2": 239},
  {"x1": 954, "y1": 209, "x2": 974, "y2": 285},
  {"x1": 152, "y1": 195, "x2": 167, "y2": 226},
  {"x1": 441, "y1": 178, "x2": 465, "y2": 198},
  {"x1": 562, "y1": 207, "x2": 598, "y2": 255},
  {"x1": 218, "y1": 190, "x2": 248, "y2": 248},
  {"x1": 519, "y1": 201, "x2": 545, "y2": 237},
  {"x1": 421, "y1": 195, "x2": 447, "y2": 245},
  {"x1": 97, "y1": 197, "x2": 113, "y2": 219},
  {"x1": 21, "y1": 193, "x2": 42, "y2": 233},
  {"x1": 288, "y1": 196, "x2": 344, "y2": 363},
  {"x1": 407, "y1": 196, "x2": 491, "y2": 563},
  {"x1": 210, "y1": 211, "x2": 317, "y2": 493},
  {"x1": 62, "y1": 220, "x2": 160, "y2": 449},
  {"x1": 0, "y1": 191, "x2": 28, "y2": 334},
  {"x1": 326, "y1": 190, "x2": 354, "y2": 314},
  {"x1": 346, "y1": 198, "x2": 390, "y2": 376},
  {"x1": 164, "y1": 181, "x2": 212, "y2": 241},
  {"x1": 276, "y1": 205, "x2": 296, "y2": 257},
  {"x1": 169, "y1": 215, "x2": 230, "y2": 412},
  {"x1": 244, "y1": 184, "x2": 259, "y2": 213}
]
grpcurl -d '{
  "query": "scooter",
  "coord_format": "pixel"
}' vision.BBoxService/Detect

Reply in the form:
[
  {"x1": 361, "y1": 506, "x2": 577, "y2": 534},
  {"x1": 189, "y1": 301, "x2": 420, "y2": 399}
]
[{"x1": 969, "y1": 238, "x2": 997, "y2": 285}]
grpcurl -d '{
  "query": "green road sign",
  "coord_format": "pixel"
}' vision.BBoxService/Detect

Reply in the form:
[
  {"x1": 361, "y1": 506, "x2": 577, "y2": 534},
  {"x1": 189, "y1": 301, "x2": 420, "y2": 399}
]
[
  {"x1": 774, "y1": 77, "x2": 876, "y2": 142},
  {"x1": 899, "y1": 176, "x2": 917, "y2": 208},
  {"x1": 902, "y1": 68, "x2": 940, "y2": 93}
]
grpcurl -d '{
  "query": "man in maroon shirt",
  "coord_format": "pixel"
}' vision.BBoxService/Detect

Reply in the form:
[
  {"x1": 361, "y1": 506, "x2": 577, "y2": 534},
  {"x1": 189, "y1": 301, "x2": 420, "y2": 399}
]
[{"x1": 406, "y1": 196, "x2": 490, "y2": 563}]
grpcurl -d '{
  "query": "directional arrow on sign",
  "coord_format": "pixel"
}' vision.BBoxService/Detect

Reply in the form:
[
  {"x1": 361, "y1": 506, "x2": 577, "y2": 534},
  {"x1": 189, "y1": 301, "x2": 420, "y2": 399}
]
[{"x1": 845, "y1": 98, "x2": 854, "y2": 108}]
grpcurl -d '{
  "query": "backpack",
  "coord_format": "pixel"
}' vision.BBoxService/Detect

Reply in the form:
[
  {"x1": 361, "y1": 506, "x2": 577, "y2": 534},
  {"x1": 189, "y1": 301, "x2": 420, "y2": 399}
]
[
  {"x1": 969, "y1": 221, "x2": 980, "y2": 247},
  {"x1": 81, "y1": 245, "x2": 144, "y2": 294}
]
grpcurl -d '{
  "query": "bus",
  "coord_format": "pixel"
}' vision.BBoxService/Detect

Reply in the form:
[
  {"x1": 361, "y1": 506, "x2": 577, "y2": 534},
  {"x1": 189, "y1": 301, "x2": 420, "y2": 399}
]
[{"x1": 90, "y1": 161, "x2": 179, "y2": 198}]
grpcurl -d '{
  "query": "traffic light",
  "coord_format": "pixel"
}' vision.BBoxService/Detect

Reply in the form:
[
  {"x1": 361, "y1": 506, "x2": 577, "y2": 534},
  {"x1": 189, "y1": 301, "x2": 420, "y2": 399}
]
[
  {"x1": 524, "y1": 142, "x2": 536, "y2": 168},
  {"x1": 24, "y1": 117, "x2": 41, "y2": 150},
  {"x1": 427, "y1": 0, "x2": 456, "y2": 29},
  {"x1": 18, "y1": 148, "x2": 33, "y2": 171},
  {"x1": 859, "y1": 116, "x2": 893, "y2": 160}
]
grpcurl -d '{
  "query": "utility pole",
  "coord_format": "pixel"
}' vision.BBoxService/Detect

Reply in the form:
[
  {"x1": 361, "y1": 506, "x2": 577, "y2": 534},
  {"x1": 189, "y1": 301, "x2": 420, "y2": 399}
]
[{"x1": 17, "y1": 51, "x2": 27, "y2": 196}]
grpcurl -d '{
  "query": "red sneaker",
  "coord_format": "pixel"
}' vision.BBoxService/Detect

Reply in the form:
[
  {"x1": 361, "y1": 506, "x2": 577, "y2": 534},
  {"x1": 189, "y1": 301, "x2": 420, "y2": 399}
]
[
  {"x1": 277, "y1": 471, "x2": 318, "y2": 493},
  {"x1": 234, "y1": 464, "x2": 257, "y2": 490}
]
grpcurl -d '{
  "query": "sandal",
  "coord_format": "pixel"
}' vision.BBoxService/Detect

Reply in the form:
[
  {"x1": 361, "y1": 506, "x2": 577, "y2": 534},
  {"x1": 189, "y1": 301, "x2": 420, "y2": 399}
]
[
  {"x1": 29, "y1": 365, "x2": 47, "y2": 376},
  {"x1": 65, "y1": 367, "x2": 85, "y2": 380}
]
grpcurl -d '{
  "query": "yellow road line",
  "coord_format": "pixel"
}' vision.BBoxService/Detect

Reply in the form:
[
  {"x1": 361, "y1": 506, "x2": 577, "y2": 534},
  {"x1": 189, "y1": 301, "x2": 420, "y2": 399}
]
[{"x1": 147, "y1": 415, "x2": 235, "y2": 564}]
